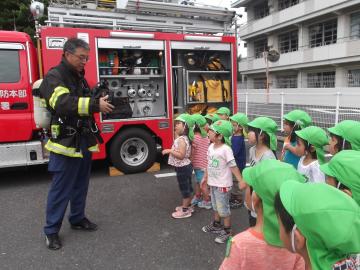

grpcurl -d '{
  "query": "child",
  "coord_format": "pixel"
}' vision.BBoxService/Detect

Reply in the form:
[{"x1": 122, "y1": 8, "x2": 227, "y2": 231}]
[
  {"x1": 247, "y1": 116, "x2": 278, "y2": 226},
  {"x1": 229, "y1": 113, "x2": 249, "y2": 209},
  {"x1": 320, "y1": 150, "x2": 360, "y2": 269},
  {"x1": 216, "y1": 107, "x2": 231, "y2": 120},
  {"x1": 162, "y1": 113, "x2": 194, "y2": 219},
  {"x1": 327, "y1": 120, "x2": 360, "y2": 155},
  {"x1": 190, "y1": 114, "x2": 211, "y2": 209},
  {"x1": 295, "y1": 126, "x2": 328, "y2": 183},
  {"x1": 281, "y1": 110, "x2": 312, "y2": 169},
  {"x1": 320, "y1": 150, "x2": 360, "y2": 204},
  {"x1": 204, "y1": 113, "x2": 220, "y2": 132},
  {"x1": 275, "y1": 181, "x2": 360, "y2": 270},
  {"x1": 201, "y1": 120, "x2": 243, "y2": 244},
  {"x1": 220, "y1": 160, "x2": 305, "y2": 270}
]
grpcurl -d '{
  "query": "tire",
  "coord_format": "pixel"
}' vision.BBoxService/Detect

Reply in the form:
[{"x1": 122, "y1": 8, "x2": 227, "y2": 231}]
[{"x1": 109, "y1": 128, "x2": 157, "y2": 174}]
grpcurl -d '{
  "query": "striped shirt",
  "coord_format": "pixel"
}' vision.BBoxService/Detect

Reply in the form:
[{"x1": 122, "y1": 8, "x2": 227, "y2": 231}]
[{"x1": 191, "y1": 134, "x2": 210, "y2": 169}]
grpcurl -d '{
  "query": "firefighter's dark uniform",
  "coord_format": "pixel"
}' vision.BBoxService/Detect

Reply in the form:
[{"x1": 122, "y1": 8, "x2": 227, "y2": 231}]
[{"x1": 40, "y1": 58, "x2": 101, "y2": 235}]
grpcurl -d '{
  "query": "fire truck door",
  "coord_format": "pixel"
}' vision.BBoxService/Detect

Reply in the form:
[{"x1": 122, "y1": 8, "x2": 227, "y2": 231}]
[{"x1": 0, "y1": 43, "x2": 34, "y2": 142}]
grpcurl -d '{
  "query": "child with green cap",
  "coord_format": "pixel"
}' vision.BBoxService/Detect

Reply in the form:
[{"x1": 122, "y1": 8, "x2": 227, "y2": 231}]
[
  {"x1": 162, "y1": 113, "x2": 194, "y2": 219},
  {"x1": 229, "y1": 112, "x2": 249, "y2": 209},
  {"x1": 320, "y1": 150, "x2": 360, "y2": 269},
  {"x1": 216, "y1": 107, "x2": 231, "y2": 120},
  {"x1": 204, "y1": 113, "x2": 220, "y2": 132},
  {"x1": 281, "y1": 110, "x2": 312, "y2": 169},
  {"x1": 327, "y1": 120, "x2": 360, "y2": 155},
  {"x1": 247, "y1": 116, "x2": 278, "y2": 226},
  {"x1": 190, "y1": 114, "x2": 211, "y2": 209},
  {"x1": 295, "y1": 126, "x2": 328, "y2": 183},
  {"x1": 220, "y1": 160, "x2": 305, "y2": 270},
  {"x1": 274, "y1": 182, "x2": 360, "y2": 270},
  {"x1": 201, "y1": 120, "x2": 244, "y2": 244}
]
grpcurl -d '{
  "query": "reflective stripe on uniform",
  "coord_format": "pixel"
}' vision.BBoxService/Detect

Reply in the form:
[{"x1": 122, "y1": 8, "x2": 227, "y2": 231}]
[
  {"x1": 45, "y1": 140, "x2": 83, "y2": 158},
  {"x1": 78, "y1": 97, "x2": 90, "y2": 116},
  {"x1": 49, "y1": 86, "x2": 70, "y2": 109},
  {"x1": 88, "y1": 144, "x2": 99, "y2": 152}
]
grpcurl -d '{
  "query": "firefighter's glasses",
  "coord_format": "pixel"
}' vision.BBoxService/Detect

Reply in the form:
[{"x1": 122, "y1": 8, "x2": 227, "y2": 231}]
[{"x1": 70, "y1": 53, "x2": 89, "y2": 63}]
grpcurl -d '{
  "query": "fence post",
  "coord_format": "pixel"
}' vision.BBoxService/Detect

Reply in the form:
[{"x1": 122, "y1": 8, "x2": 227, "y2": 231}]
[
  {"x1": 245, "y1": 92, "x2": 248, "y2": 116},
  {"x1": 280, "y1": 92, "x2": 284, "y2": 131},
  {"x1": 335, "y1": 92, "x2": 340, "y2": 125}
]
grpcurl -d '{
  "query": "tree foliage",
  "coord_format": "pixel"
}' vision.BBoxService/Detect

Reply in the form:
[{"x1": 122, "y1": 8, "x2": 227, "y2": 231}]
[{"x1": 0, "y1": 0, "x2": 48, "y2": 40}]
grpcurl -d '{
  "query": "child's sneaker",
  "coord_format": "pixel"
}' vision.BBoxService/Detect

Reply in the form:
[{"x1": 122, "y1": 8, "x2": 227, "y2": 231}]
[
  {"x1": 175, "y1": 206, "x2": 194, "y2": 213},
  {"x1": 198, "y1": 200, "x2": 212, "y2": 210},
  {"x1": 191, "y1": 196, "x2": 202, "y2": 206},
  {"x1": 171, "y1": 208, "x2": 192, "y2": 219},
  {"x1": 214, "y1": 230, "x2": 231, "y2": 244},
  {"x1": 230, "y1": 199, "x2": 243, "y2": 209},
  {"x1": 202, "y1": 222, "x2": 223, "y2": 234}
]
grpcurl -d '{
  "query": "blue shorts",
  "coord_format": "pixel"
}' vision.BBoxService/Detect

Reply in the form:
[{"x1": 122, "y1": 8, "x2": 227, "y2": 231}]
[
  {"x1": 210, "y1": 186, "x2": 232, "y2": 217},
  {"x1": 194, "y1": 169, "x2": 205, "y2": 184},
  {"x1": 175, "y1": 164, "x2": 193, "y2": 199}
]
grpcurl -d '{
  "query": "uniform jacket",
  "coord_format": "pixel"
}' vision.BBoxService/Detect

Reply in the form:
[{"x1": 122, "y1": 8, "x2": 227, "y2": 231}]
[{"x1": 40, "y1": 58, "x2": 101, "y2": 158}]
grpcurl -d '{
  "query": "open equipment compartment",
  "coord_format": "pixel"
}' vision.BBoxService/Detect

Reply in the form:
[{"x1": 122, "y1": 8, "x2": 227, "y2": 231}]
[{"x1": 97, "y1": 38, "x2": 167, "y2": 120}]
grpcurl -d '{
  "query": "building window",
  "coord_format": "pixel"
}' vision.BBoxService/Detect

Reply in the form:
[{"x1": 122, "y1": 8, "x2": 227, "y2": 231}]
[
  {"x1": 277, "y1": 75, "x2": 298, "y2": 88},
  {"x1": 279, "y1": 30, "x2": 298, "y2": 53},
  {"x1": 278, "y1": 0, "x2": 299, "y2": 11},
  {"x1": 253, "y1": 78, "x2": 267, "y2": 89},
  {"x1": 307, "y1": 71, "x2": 335, "y2": 88},
  {"x1": 348, "y1": 69, "x2": 360, "y2": 87},
  {"x1": 350, "y1": 12, "x2": 360, "y2": 40},
  {"x1": 254, "y1": 39, "x2": 267, "y2": 59},
  {"x1": 254, "y1": 2, "x2": 269, "y2": 19},
  {"x1": 309, "y1": 19, "x2": 337, "y2": 48}
]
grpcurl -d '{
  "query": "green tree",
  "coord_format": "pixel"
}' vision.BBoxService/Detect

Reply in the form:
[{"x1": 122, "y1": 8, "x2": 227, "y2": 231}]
[{"x1": 0, "y1": 0, "x2": 48, "y2": 40}]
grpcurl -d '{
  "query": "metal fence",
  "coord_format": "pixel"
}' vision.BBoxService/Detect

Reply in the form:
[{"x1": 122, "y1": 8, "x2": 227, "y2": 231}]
[{"x1": 237, "y1": 90, "x2": 360, "y2": 131}]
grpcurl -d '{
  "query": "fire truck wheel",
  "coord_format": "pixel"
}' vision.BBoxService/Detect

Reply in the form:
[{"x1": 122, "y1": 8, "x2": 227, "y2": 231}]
[{"x1": 110, "y1": 128, "x2": 157, "y2": 174}]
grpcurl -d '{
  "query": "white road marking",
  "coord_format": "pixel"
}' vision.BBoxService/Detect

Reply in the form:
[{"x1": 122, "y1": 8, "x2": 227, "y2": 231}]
[{"x1": 154, "y1": 172, "x2": 176, "y2": 178}]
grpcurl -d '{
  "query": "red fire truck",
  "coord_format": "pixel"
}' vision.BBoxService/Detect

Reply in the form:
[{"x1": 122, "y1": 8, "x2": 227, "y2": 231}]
[{"x1": 0, "y1": 0, "x2": 237, "y2": 173}]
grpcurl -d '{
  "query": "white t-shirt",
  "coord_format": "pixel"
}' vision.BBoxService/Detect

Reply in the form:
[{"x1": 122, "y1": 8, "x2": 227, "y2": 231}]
[
  {"x1": 297, "y1": 156, "x2": 325, "y2": 183},
  {"x1": 207, "y1": 143, "x2": 236, "y2": 188}
]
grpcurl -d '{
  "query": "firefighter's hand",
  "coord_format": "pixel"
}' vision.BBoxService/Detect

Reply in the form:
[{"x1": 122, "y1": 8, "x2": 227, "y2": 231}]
[{"x1": 99, "y1": 95, "x2": 115, "y2": 113}]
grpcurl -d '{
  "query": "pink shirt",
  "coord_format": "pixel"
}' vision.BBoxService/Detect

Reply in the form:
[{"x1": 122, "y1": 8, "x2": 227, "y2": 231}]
[
  {"x1": 168, "y1": 136, "x2": 191, "y2": 167},
  {"x1": 219, "y1": 229, "x2": 305, "y2": 270},
  {"x1": 191, "y1": 134, "x2": 210, "y2": 169}
]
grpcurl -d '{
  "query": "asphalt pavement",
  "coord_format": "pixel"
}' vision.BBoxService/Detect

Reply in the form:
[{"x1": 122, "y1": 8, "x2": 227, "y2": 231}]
[{"x1": 0, "y1": 160, "x2": 249, "y2": 270}]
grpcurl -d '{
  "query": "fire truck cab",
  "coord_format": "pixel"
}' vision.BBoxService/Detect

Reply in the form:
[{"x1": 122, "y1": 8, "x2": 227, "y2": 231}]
[{"x1": 0, "y1": 0, "x2": 237, "y2": 173}]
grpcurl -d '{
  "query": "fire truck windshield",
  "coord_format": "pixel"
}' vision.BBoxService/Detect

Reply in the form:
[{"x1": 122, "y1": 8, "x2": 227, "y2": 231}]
[{"x1": 0, "y1": 50, "x2": 20, "y2": 83}]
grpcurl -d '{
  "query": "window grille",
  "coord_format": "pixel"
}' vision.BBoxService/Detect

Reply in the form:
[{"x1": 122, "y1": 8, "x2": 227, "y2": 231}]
[
  {"x1": 278, "y1": 0, "x2": 299, "y2": 11},
  {"x1": 307, "y1": 71, "x2": 335, "y2": 88},
  {"x1": 277, "y1": 75, "x2": 298, "y2": 88},
  {"x1": 350, "y1": 12, "x2": 360, "y2": 40},
  {"x1": 348, "y1": 69, "x2": 360, "y2": 87},
  {"x1": 279, "y1": 30, "x2": 298, "y2": 53},
  {"x1": 253, "y1": 78, "x2": 267, "y2": 89},
  {"x1": 254, "y1": 2, "x2": 269, "y2": 19},
  {"x1": 309, "y1": 19, "x2": 337, "y2": 48},
  {"x1": 254, "y1": 39, "x2": 267, "y2": 59}
]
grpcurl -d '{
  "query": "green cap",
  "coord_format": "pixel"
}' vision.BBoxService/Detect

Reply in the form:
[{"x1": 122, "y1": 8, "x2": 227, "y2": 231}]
[
  {"x1": 242, "y1": 160, "x2": 305, "y2": 247},
  {"x1": 283, "y1": 110, "x2": 312, "y2": 129},
  {"x1": 295, "y1": 126, "x2": 328, "y2": 164},
  {"x1": 216, "y1": 107, "x2": 231, "y2": 116},
  {"x1": 191, "y1": 113, "x2": 208, "y2": 138},
  {"x1": 320, "y1": 150, "x2": 360, "y2": 205},
  {"x1": 280, "y1": 181, "x2": 360, "y2": 270},
  {"x1": 205, "y1": 113, "x2": 220, "y2": 123},
  {"x1": 247, "y1": 117, "x2": 278, "y2": 151},
  {"x1": 229, "y1": 113, "x2": 249, "y2": 127},
  {"x1": 210, "y1": 120, "x2": 233, "y2": 146},
  {"x1": 175, "y1": 113, "x2": 195, "y2": 140},
  {"x1": 327, "y1": 120, "x2": 360, "y2": 151}
]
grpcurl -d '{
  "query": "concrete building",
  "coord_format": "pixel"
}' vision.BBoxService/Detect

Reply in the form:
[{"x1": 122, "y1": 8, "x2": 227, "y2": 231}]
[{"x1": 232, "y1": 0, "x2": 360, "y2": 92}]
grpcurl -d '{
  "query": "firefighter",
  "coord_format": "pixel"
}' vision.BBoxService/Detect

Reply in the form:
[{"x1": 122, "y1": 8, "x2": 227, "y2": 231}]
[{"x1": 40, "y1": 38, "x2": 114, "y2": 250}]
